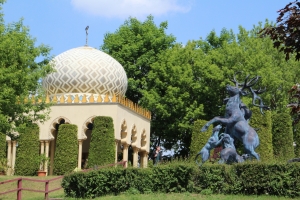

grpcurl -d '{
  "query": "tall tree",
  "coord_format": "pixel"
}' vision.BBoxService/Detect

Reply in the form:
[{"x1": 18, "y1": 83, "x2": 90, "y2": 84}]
[
  {"x1": 199, "y1": 25, "x2": 300, "y2": 113},
  {"x1": 141, "y1": 42, "x2": 207, "y2": 151},
  {"x1": 260, "y1": 0, "x2": 300, "y2": 60},
  {"x1": 0, "y1": 2, "x2": 53, "y2": 137},
  {"x1": 102, "y1": 17, "x2": 300, "y2": 152},
  {"x1": 101, "y1": 15, "x2": 176, "y2": 103}
]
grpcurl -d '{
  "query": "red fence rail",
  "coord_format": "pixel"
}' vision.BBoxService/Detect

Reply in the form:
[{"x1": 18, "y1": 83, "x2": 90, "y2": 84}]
[{"x1": 0, "y1": 161, "x2": 127, "y2": 200}]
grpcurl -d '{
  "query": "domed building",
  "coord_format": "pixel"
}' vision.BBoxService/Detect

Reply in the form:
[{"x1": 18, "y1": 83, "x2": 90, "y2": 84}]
[{"x1": 6, "y1": 46, "x2": 150, "y2": 175}]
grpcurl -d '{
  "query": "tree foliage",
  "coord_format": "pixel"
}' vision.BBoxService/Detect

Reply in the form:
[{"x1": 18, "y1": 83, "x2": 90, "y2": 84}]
[
  {"x1": 0, "y1": 2, "x2": 53, "y2": 138},
  {"x1": 249, "y1": 107, "x2": 273, "y2": 162},
  {"x1": 272, "y1": 112, "x2": 295, "y2": 161},
  {"x1": 14, "y1": 123, "x2": 39, "y2": 175},
  {"x1": 102, "y1": 15, "x2": 299, "y2": 152},
  {"x1": 294, "y1": 122, "x2": 300, "y2": 157},
  {"x1": 287, "y1": 84, "x2": 300, "y2": 125},
  {"x1": 0, "y1": 132, "x2": 6, "y2": 160},
  {"x1": 190, "y1": 120, "x2": 212, "y2": 161},
  {"x1": 54, "y1": 124, "x2": 78, "y2": 175},
  {"x1": 88, "y1": 116, "x2": 115, "y2": 167},
  {"x1": 260, "y1": 0, "x2": 300, "y2": 60},
  {"x1": 101, "y1": 15, "x2": 176, "y2": 103}
]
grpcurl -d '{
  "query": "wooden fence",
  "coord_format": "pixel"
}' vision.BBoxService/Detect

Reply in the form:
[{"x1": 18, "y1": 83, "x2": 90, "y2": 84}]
[{"x1": 0, "y1": 161, "x2": 127, "y2": 200}]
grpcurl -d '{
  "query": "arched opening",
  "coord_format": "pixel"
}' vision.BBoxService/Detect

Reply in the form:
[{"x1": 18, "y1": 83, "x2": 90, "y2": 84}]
[
  {"x1": 82, "y1": 122, "x2": 93, "y2": 168},
  {"x1": 49, "y1": 118, "x2": 68, "y2": 175},
  {"x1": 140, "y1": 129, "x2": 147, "y2": 151},
  {"x1": 119, "y1": 120, "x2": 129, "y2": 167},
  {"x1": 130, "y1": 125, "x2": 139, "y2": 167},
  {"x1": 139, "y1": 129, "x2": 147, "y2": 168}
]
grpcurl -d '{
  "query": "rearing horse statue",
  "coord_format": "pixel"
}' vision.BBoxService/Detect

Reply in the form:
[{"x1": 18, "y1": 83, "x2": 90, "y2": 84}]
[{"x1": 200, "y1": 73, "x2": 268, "y2": 160}]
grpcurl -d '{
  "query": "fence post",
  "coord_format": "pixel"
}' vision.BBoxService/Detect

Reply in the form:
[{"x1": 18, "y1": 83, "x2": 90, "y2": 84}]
[
  {"x1": 17, "y1": 178, "x2": 22, "y2": 200},
  {"x1": 45, "y1": 180, "x2": 49, "y2": 200}
]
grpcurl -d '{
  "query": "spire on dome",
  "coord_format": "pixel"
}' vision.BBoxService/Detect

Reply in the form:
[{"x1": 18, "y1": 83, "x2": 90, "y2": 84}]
[{"x1": 85, "y1": 26, "x2": 89, "y2": 46}]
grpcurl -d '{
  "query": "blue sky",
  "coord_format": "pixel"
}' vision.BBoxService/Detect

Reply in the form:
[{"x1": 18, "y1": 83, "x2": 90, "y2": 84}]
[{"x1": 2, "y1": 0, "x2": 292, "y2": 57}]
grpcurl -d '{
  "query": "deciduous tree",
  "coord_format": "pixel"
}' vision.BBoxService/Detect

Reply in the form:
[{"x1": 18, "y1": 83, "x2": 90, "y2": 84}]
[
  {"x1": 260, "y1": 0, "x2": 300, "y2": 60},
  {"x1": 102, "y1": 16, "x2": 300, "y2": 152},
  {"x1": 101, "y1": 15, "x2": 176, "y2": 103},
  {"x1": 0, "y1": 2, "x2": 53, "y2": 137}
]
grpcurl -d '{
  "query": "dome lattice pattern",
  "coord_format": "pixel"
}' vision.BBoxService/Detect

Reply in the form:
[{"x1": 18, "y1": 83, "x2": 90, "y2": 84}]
[{"x1": 43, "y1": 46, "x2": 128, "y2": 96}]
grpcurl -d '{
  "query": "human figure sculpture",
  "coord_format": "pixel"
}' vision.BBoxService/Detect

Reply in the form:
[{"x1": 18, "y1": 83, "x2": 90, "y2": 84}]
[
  {"x1": 195, "y1": 125, "x2": 223, "y2": 165},
  {"x1": 200, "y1": 73, "x2": 268, "y2": 161}
]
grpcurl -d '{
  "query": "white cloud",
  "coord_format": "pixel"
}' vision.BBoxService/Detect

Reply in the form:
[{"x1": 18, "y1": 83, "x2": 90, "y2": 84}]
[{"x1": 71, "y1": 0, "x2": 191, "y2": 19}]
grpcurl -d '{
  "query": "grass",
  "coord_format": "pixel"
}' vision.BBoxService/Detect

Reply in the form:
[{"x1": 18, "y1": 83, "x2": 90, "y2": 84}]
[
  {"x1": 63, "y1": 193, "x2": 295, "y2": 200},
  {"x1": 0, "y1": 175, "x2": 296, "y2": 200},
  {"x1": 0, "y1": 172, "x2": 298, "y2": 200},
  {"x1": 0, "y1": 175, "x2": 64, "y2": 200}
]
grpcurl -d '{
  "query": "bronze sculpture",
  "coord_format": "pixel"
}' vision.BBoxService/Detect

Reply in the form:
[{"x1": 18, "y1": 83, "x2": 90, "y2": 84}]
[{"x1": 197, "y1": 72, "x2": 268, "y2": 165}]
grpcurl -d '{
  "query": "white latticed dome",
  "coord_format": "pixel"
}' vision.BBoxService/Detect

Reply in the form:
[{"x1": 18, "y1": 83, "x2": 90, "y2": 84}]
[{"x1": 42, "y1": 46, "x2": 128, "y2": 97}]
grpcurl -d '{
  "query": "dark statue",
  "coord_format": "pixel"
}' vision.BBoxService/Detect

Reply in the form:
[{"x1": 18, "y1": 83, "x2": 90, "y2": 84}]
[
  {"x1": 196, "y1": 125, "x2": 223, "y2": 165},
  {"x1": 196, "y1": 72, "x2": 268, "y2": 165}
]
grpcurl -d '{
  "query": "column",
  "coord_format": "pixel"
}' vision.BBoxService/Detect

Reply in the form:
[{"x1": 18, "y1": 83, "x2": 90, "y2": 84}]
[
  {"x1": 11, "y1": 141, "x2": 17, "y2": 175},
  {"x1": 141, "y1": 152, "x2": 148, "y2": 168},
  {"x1": 7, "y1": 141, "x2": 12, "y2": 175},
  {"x1": 45, "y1": 141, "x2": 49, "y2": 174},
  {"x1": 144, "y1": 152, "x2": 148, "y2": 168},
  {"x1": 115, "y1": 140, "x2": 119, "y2": 164},
  {"x1": 49, "y1": 140, "x2": 55, "y2": 175},
  {"x1": 140, "y1": 152, "x2": 144, "y2": 168},
  {"x1": 132, "y1": 147, "x2": 139, "y2": 168},
  {"x1": 40, "y1": 140, "x2": 45, "y2": 154},
  {"x1": 77, "y1": 140, "x2": 83, "y2": 170},
  {"x1": 122, "y1": 143, "x2": 128, "y2": 168},
  {"x1": 40, "y1": 141, "x2": 45, "y2": 171}
]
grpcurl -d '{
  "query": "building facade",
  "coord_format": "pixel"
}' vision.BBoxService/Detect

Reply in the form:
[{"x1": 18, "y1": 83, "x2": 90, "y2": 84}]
[{"x1": 5, "y1": 46, "x2": 151, "y2": 175}]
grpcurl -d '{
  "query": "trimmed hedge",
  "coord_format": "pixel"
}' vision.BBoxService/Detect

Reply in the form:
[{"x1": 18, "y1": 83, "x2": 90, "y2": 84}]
[
  {"x1": 0, "y1": 133, "x2": 6, "y2": 160},
  {"x1": 88, "y1": 116, "x2": 115, "y2": 167},
  {"x1": 14, "y1": 124, "x2": 40, "y2": 176},
  {"x1": 272, "y1": 112, "x2": 295, "y2": 161},
  {"x1": 54, "y1": 124, "x2": 78, "y2": 175},
  {"x1": 294, "y1": 123, "x2": 300, "y2": 157},
  {"x1": 190, "y1": 120, "x2": 212, "y2": 161},
  {"x1": 62, "y1": 162, "x2": 300, "y2": 198},
  {"x1": 62, "y1": 163, "x2": 194, "y2": 198},
  {"x1": 249, "y1": 107, "x2": 273, "y2": 161}
]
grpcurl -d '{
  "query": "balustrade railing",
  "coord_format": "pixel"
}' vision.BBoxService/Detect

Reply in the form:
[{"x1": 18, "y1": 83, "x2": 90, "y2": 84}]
[{"x1": 45, "y1": 93, "x2": 151, "y2": 119}]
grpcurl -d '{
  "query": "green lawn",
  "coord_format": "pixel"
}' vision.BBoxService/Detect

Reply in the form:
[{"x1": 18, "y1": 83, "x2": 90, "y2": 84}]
[
  {"x1": 0, "y1": 175, "x2": 64, "y2": 200},
  {"x1": 63, "y1": 193, "x2": 295, "y2": 200},
  {"x1": 0, "y1": 176, "x2": 297, "y2": 200}
]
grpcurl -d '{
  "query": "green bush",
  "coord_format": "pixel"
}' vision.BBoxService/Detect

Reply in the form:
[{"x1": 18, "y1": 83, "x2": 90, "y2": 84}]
[
  {"x1": 294, "y1": 123, "x2": 300, "y2": 157},
  {"x1": 62, "y1": 163, "x2": 194, "y2": 198},
  {"x1": 249, "y1": 107, "x2": 273, "y2": 161},
  {"x1": 0, "y1": 133, "x2": 6, "y2": 160},
  {"x1": 54, "y1": 124, "x2": 78, "y2": 175},
  {"x1": 62, "y1": 162, "x2": 300, "y2": 198},
  {"x1": 233, "y1": 163, "x2": 300, "y2": 197},
  {"x1": 272, "y1": 112, "x2": 295, "y2": 161},
  {"x1": 88, "y1": 116, "x2": 115, "y2": 167},
  {"x1": 14, "y1": 123, "x2": 40, "y2": 176},
  {"x1": 190, "y1": 120, "x2": 212, "y2": 161},
  {"x1": 193, "y1": 165, "x2": 226, "y2": 193}
]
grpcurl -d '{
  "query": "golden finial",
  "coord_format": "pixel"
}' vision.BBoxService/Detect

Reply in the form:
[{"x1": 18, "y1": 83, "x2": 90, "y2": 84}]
[
  {"x1": 60, "y1": 95, "x2": 65, "y2": 104},
  {"x1": 74, "y1": 94, "x2": 79, "y2": 103},
  {"x1": 67, "y1": 95, "x2": 72, "y2": 103},
  {"x1": 89, "y1": 95, "x2": 95, "y2": 103},
  {"x1": 97, "y1": 95, "x2": 102, "y2": 103},
  {"x1": 82, "y1": 94, "x2": 87, "y2": 103}
]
